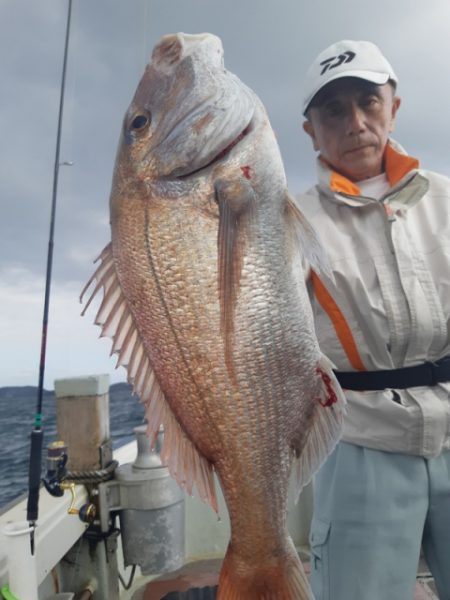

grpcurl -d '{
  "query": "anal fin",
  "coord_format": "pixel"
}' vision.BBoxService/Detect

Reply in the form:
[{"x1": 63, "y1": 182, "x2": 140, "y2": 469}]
[{"x1": 294, "y1": 353, "x2": 346, "y2": 496}]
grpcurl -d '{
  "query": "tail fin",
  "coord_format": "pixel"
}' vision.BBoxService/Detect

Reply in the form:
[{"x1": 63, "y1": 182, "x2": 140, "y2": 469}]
[{"x1": 217, "y1": 541, "x2": 314, "y2": 600}]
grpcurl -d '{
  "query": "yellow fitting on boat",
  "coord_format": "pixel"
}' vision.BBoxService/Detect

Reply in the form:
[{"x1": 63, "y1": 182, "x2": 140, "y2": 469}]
[{"x1": 60, "y1": 481, "x2": 78, "y2": 515}]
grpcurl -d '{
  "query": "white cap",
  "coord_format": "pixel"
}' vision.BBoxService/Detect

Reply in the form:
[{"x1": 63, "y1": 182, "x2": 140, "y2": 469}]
[{"x1": 302, "y1": 40, "x2": 398, "y2": 114}]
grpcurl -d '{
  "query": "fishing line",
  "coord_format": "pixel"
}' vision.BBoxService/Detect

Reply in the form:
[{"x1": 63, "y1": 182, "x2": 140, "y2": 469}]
[
  {"x1": 26, "y1": 0, "x2": 73, "y2": 556},
  {"x1": 141, "y1": 0, "x2": 150, "y2": 66},
  {"x1": 61, "y1": 0, "x2": 79, "y2": 175}
]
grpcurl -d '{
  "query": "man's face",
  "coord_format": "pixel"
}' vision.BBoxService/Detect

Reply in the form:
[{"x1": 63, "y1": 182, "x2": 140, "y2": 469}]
[{"x1": 303, "y1": 78, "x2": 401, "y2": 182}]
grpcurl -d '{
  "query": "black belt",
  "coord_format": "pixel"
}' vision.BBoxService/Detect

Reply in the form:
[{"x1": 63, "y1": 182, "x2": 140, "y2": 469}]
[{"x1": 334, "y1": 355, "x2": 450, "y2": 391}]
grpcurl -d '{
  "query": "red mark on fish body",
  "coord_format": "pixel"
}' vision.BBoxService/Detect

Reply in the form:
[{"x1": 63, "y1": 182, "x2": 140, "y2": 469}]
[
  {"x1": 316, "y1": 367, "x2": 338, "y2": 407},
  {"x1": 241, "y1": 165, "x2": 252, "y2": 179}
]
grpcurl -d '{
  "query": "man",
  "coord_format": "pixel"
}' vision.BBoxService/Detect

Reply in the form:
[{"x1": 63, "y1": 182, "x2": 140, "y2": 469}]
[{"x1": 298, "y1": 40, "x2": 450, "y2": 600}]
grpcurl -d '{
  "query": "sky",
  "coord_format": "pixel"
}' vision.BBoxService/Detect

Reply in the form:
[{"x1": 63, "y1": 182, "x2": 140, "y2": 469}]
[{"x1": 2, "y1": 0, "x2": 450, "y2": 389}]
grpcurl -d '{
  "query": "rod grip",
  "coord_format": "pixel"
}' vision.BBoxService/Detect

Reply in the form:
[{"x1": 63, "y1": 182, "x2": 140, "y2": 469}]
[{"x1": 26, "y1": 429, "x2": 44, "y2": 522}]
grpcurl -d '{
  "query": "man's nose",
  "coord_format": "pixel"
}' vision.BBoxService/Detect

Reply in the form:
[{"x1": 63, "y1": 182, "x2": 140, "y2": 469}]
[{"x1": 346, "y1": 104, "x2": 366, "y2": 135}]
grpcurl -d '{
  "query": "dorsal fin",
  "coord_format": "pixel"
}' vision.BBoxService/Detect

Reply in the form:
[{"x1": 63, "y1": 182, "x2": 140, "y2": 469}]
[
  {"x1": 215, "y1": 177, "x2": 256, "y2": 378},
  {"x1": 80, "y1": 243, "x2": 218, "y2": 511},
  {"x1": 285, "y1": 193, "x2": 333, "y2": 280}
]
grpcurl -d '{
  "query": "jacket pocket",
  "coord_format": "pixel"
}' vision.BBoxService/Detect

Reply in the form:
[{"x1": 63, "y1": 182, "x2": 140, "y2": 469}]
[{"x1": 309, "y1": 519, "x2": 331, "y2": 600}]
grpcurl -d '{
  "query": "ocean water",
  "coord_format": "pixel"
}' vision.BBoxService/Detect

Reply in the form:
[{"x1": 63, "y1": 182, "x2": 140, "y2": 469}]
[{"x1": 0, "y1": 383, "x2": 145, "y2": 509}]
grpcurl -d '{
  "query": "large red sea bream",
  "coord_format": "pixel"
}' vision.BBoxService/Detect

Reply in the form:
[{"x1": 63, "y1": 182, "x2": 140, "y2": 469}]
[{"x1": 82, "y1": 32, "x2": 345, "y2": 600}]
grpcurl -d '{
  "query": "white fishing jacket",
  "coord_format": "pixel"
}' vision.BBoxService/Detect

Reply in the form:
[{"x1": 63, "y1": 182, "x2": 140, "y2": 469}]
[{"x1": 297, "y1": 140, "x2": 450, "y2": 458}]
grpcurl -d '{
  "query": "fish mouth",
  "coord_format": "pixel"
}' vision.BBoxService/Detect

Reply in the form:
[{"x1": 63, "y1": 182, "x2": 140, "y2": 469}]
[{"x1": 177, "y1": 121, "x2": 253, "y2": 180}]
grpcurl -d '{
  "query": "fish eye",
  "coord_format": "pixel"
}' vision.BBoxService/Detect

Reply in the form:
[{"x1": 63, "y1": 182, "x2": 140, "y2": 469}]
[{"x1": 130, "y1": 112, "x2": 151, "y2": 131}]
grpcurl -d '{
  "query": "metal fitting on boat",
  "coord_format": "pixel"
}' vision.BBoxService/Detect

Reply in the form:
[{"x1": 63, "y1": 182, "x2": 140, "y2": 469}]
[
  {"x1": 43, "y1": 441, "x2": 68, "y2": 497},
  {"x1": 42, "y1": 441, "x2": 97, "y2": 523},
  {"x1": 97, "y1": 426, "x2": 185, "y2": 575}
]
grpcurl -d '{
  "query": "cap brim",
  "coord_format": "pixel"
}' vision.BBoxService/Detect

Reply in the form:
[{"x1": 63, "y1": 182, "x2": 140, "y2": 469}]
[{"x1": 302, "y1": 70, "x2": 392, "y2": 115}]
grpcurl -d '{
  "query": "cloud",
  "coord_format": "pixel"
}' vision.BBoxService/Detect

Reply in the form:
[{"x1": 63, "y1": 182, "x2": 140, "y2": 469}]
[
  {"x1": 3, "y1": 0, "x2": 450, "y2": 386},
  {"x1": 0, "y1": 266, "x2": 125, "y2": 388}
]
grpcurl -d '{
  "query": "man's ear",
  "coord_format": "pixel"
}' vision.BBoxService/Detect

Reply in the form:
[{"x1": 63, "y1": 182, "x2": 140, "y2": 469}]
[
  {"x1": 303, "y1": 119, "x2": 320, "y2": 152},
  {"x1": 389, "y1": 96, "x2": 401, "y2": 133}
]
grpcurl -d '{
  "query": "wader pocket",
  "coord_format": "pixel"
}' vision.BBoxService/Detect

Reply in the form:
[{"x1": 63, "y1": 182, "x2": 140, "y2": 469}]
[{"x1": 309, "y1": 519, "x2": 331, "y2": 600}]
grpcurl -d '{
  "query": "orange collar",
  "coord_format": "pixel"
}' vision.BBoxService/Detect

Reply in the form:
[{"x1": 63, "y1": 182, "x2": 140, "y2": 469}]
[{"x1": 328, "y1": 143, "x2": 419, "y2": 196}]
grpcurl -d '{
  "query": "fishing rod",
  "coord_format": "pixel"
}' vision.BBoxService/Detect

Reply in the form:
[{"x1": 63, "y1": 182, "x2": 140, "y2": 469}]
[{"x1": 26, "y1": 0, "x2": 73, "y2": 556}]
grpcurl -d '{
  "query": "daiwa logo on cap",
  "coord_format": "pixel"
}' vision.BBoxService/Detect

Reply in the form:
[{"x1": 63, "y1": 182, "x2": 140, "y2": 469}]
[
  {"x1": 319, "y1": 51, "x2": 356, "y2": 76},
  {"x1": 301, "y1": 40, "x2": 398, "y2": 115}
]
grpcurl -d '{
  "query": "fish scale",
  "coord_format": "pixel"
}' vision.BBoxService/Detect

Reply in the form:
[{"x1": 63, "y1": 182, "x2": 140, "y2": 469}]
[
  {"x1": 142, "y1": 205, "x2": 233, "y2": 458},
  {"x1": 82, "y1": 32, "x2": 346, "y2": 599}
]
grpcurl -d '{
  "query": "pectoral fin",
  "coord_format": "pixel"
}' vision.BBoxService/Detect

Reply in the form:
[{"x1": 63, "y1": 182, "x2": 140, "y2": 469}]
[{"x1": 215, "y1": 177, "x2": 256, "y2": 377}]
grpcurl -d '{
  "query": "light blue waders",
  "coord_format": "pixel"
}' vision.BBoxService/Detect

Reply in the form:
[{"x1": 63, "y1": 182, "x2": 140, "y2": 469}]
[{"x1": 309, "y1": 442, "x2": 450, "y2": 600}]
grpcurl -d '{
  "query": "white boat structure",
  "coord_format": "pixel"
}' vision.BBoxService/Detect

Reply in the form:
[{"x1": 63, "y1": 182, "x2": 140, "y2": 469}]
[{"x1": 0, "y1": 375, "x2": 313, "y2": 600}]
